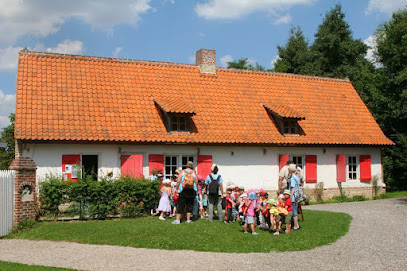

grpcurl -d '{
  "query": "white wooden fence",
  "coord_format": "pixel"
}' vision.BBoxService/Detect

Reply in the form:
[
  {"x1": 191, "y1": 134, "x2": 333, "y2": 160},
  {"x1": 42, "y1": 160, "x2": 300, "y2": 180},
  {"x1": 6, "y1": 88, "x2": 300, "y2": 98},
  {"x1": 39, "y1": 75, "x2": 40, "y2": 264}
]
[{"x1": 0, "y1": 170, "x2": 14, "y2": 236}]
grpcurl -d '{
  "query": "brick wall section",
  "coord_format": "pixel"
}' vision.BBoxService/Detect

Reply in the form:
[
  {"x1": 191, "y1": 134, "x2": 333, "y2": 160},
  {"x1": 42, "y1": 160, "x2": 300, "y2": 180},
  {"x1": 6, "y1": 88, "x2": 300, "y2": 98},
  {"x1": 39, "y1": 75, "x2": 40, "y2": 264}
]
[
  {"x1": 266, "y1": 186, "x2": 385, "y2": 202},
  {"x1": 9, "y1": 157, "x2": 37, "y2": 226}
]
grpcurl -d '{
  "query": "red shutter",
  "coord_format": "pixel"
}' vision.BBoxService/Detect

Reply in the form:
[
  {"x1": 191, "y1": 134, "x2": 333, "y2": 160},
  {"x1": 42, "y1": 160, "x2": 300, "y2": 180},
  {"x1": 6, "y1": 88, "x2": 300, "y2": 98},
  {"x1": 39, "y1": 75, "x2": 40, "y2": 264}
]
[
  {"x1": 336, "y1": 155, "x2": 346, "y2": 182},
  {"x1": 305, "y1": 155, "x2": 317, "y2": 183},
  {"x1": 121, "y1": 155, "x2": 143, "y2": 178},
  {"x1": 197, "y1": 155, "x2": 213, "y2": 180},
  {"x1": 62, "y1": 154, "x2": 81, "y2": 182},
  {"x1": 360, "y1": 155, "x2": 371, "y2": 182},
  {"x1": 279, "y1": 154, "x2": 289, "y2": 170},
  {"x1": 149, "y1": 154, "x2": 164, "y2": 175}
]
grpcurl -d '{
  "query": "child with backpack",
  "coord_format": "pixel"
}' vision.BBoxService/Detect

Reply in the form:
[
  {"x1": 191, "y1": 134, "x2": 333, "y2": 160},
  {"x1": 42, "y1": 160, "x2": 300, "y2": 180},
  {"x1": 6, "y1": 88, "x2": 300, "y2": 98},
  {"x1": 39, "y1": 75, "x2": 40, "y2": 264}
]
[
  {"x1": 282, "y1": 189, "x2": 293, "y2": 234},
  {"x1": 224, "y1": 187, "x2": 235, "y2": 223},
  {"x1": 205, "y1": 164, "x2": 224, "y2": 222},
  {"x1": 243, "y1": 191, "x2": 259, "y2": 235}
]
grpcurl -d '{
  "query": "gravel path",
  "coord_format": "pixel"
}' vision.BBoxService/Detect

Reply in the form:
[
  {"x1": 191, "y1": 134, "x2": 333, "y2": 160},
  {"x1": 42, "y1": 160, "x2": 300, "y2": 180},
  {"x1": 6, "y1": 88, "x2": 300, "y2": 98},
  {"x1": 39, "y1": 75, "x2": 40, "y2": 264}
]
[{"x1": 1, "y1": 198, "x2": 406, "y2": 271}]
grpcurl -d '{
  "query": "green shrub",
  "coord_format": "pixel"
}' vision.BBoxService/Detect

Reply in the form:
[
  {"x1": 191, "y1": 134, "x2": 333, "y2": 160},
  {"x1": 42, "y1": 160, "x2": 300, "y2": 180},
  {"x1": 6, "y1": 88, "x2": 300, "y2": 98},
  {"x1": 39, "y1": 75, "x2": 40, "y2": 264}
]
[
  {"x1": 352, "y1": 195, "x2": 367, "y2": 201},
  {"x1": 12, "y1": 219, "x2": 37, "y2": 234},
  {"x1": 38, "y1": 175, "x2": 160, "y2": 220}
]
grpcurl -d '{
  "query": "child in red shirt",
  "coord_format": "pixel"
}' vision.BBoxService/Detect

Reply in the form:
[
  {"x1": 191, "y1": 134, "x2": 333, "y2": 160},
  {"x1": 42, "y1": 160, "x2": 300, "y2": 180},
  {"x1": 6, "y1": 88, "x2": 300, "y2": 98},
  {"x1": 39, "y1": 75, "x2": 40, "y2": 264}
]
[
  {"x1": 224, "y1": 187, "x2": 235, "y2": 223},
  {"x1": 283, "y1": 189, "x2": 293, "y2": 234}
]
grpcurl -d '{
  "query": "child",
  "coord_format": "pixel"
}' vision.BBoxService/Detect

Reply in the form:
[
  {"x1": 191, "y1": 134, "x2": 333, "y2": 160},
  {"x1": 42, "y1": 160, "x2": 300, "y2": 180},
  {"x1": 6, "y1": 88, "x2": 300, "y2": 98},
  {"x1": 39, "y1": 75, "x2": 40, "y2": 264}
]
[
  {"x1": 243, "y1": 191, "x2": 259, "y2": 235},
  {"x1": 169, "y1": 175, "x2": 178, "y2": 217},
  {"x1": 157, "y1": 180, "x2": 172, "y2": 220},
  {"x1": 239, "y1": 193, "x2": 247, "y2": 225},
  {"x1": 267, "y1": 199, "x2": 281, "y2": 235},
  {"x1": 232, "y1": 187, "x2": 240, "y2": 221},
  {"x1": 256, "y1": 191, "x2": 267, "y2": 229},
  {"x1": 224, "y1": 187, "x2": 235, "y2": 223},
  {"x1": 197, "y1": 175, "x2": 205, "y2": 219},
  {"x1": 283, "y1": 189, "x2": 293, "y2": 234}
]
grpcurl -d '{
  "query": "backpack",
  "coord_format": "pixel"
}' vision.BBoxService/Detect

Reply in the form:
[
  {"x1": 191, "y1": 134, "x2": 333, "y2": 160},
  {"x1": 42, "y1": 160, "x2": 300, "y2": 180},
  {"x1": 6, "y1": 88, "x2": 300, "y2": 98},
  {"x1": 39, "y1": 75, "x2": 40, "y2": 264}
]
[
  {"x1": 181, "y1": 169, "x2": 196, "y2": 189},
  {"x1": 208, "y1": 174, "x2": 221, "y2": 195}
]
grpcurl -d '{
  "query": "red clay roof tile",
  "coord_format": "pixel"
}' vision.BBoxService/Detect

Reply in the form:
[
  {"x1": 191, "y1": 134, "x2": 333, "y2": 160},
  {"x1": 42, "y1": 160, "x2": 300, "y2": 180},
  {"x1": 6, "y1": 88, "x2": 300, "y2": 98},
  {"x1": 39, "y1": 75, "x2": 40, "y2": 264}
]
[{"x1": 14, "y1": 51, "x2": 393, "y2": 146}]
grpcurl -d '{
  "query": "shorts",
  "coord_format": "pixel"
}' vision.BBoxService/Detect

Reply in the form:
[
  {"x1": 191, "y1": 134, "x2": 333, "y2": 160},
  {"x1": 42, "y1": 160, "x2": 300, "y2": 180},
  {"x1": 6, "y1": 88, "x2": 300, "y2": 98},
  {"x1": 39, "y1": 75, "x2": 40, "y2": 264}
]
[
  {"x1": 284, "y1": 211, "x2": 293, "y2": 224},
  {"x1": 246, "y1": 216, "x2": 255, "y2": 224},
  {"x1": 177, "y1": 190, "x2": 195, "y2": 214},
  {"x1": 198, "y1": 194, "x2": 203, "y2": 209},
  {"x1": 292, "y1": 202, "x2": 298, "y2": 217},
  {"x1": 202, "y1": 194, "x2": 208, "y2": 207},
  {"x1": 272, "y1": 214, "x2": 281, "y2": 223}
]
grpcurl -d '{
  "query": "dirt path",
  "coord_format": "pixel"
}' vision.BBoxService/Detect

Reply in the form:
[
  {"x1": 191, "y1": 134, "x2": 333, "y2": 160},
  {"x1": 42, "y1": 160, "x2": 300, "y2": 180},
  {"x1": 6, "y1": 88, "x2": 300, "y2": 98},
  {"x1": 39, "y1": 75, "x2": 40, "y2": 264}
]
[{"x1": 1, "y1": 198, "x2": 406, "y2": 271}]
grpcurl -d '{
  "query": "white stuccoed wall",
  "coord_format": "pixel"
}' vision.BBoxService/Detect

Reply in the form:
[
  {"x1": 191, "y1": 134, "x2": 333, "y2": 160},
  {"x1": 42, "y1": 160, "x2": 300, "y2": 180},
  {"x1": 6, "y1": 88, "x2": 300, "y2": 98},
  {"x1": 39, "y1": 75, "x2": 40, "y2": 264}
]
[{"x1": 22, "y1": 143, "x2": 384, "y2": 190}]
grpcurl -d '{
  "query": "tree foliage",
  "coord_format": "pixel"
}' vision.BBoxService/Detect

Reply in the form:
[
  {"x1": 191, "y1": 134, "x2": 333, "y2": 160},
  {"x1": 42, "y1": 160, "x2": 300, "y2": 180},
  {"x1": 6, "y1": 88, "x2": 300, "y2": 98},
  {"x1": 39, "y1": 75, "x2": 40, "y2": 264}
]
[
  {"x1": 373, "y1": 9, "x2": 407, "y2": 190},
  {"x1": 274, "y1": 26, "x2": 311, "y2": 74},
  {"x1": 0, "y1": 113, "x2": 15, "y2": 170},
  {"x1": 227, "y1": 58, "x2": 266, "y2": 71}
]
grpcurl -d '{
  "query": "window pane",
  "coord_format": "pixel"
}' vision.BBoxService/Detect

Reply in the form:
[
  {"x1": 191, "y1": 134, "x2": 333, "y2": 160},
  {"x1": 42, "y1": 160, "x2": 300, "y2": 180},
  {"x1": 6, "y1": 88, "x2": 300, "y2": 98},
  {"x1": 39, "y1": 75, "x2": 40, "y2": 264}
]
[
  {"x1": 165, "y1": 166, "x2": 170, "y2": 174},
  {"x1": 179, "y1": 117, "x2": 186, "y2": 124},
  {"x1": 188, "y1": 156, "x2": 194, "y2": 163},
  {"x1": 353, "y1": 173, "x2": 357, "y2": 180},
  {"x1": 171, "y1": 166, "x2": 177, "y2": 175},
  {"x1": 180, "y1": 122, "x2": 186, "y2": 131},
  {"x1": 165, "y1": 156, "x2": 171, "y2": 164},
  {"x1": 172, "y1": 156, "x2": 177, "y2": 165},
  {"x1": 182, "y1": 156, "x2": 187, "y2": 165}
]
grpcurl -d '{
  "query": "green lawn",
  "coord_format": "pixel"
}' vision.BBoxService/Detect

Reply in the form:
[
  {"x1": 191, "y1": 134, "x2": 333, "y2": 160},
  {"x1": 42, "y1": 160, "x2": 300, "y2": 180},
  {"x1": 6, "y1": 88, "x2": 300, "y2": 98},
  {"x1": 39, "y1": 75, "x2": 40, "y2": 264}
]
[
  {"x1": 9, "y1": 210, "x2": 351, "y2": 253},
  {"x1": 0, "y1": 261, "x2": 74, "y2": 271}
]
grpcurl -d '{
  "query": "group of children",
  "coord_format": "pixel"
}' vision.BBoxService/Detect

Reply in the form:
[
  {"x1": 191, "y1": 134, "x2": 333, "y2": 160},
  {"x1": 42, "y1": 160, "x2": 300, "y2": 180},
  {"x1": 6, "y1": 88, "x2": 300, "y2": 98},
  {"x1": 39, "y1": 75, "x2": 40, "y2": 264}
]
[
  {"x1": 224, "y1": 186, "x2": 297, "y2": 235},
  {"x1": 156, "y1": 174, "x2": 299, "y2": 235}
]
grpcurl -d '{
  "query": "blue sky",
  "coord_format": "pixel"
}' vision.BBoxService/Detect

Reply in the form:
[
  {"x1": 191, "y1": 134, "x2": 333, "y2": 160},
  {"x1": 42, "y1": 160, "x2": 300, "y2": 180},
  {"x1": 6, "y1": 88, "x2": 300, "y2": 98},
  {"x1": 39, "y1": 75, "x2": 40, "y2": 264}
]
[{"x1": 0, "y1": 0, "x2": 405, "y2": 128}]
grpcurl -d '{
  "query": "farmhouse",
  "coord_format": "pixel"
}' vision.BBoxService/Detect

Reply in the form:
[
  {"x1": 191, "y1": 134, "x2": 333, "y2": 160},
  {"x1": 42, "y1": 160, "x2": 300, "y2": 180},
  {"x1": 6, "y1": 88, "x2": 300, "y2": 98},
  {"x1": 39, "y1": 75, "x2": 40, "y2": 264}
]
[{"x1": 14, "y1": 49, "x2": 393, "y2": 199}]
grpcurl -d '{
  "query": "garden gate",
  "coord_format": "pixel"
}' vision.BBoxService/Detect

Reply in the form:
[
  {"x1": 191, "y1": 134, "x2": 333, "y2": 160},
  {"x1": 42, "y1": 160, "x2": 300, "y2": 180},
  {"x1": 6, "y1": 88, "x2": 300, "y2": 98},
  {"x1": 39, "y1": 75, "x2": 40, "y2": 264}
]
[{"x1": 0, "y1": 170, "x2": 15, "y2": 237}]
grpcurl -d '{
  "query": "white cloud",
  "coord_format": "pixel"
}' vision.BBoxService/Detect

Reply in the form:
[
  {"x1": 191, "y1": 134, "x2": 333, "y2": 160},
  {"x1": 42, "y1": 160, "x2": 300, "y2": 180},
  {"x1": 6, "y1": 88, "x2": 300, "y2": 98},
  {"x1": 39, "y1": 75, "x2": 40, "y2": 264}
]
[
  {"x1": 188, "y1": 55, "x2": 196, "y2": 64},
  {"x1": 113, "y1": 47, "x2": 123, "y2": 58},
  {"x1": 195, "y1": 0, "x2": 316, "y2": 20},
  {"x1": 198, "y1": 32, "x2": 206, "y2": 38},
  {"x1": 273, "y1": 14, "x2": 292, "y2": 25},
  {"x1": 0, "y1": 0, "x2": 152, "y2": 45},
  {"x1": 45, "y1": 40, "x2": 84, "y2": 54},
  {"x1": 0, "y1": 46, "x2": 23, "y2": 70},
  {"x1": 366, "y1": 0, "x2": 406, "y2": 15},
  {"x1": 363, "y1": 35, "x2": 382, "y2": 67},
  {"x1": 270, "y1": 55, "x2": 280, "y2": 68},
  {"x1": 220, "y1": 54, "x2": 233, "y2": 67},
  {"x1": 0, "y1": 40, "x2": 84, "y2": 71},
  {"x1": 0, "y1": 89, "x2": 16, "y2": 129}
]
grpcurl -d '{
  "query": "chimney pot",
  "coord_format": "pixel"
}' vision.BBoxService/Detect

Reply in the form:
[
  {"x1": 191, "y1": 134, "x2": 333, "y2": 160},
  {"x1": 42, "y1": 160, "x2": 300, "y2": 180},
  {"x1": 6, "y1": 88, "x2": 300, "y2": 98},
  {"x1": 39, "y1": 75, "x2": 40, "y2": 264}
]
[{"x1": 196, "y1": 49, "x2": 216, "y2": 75}]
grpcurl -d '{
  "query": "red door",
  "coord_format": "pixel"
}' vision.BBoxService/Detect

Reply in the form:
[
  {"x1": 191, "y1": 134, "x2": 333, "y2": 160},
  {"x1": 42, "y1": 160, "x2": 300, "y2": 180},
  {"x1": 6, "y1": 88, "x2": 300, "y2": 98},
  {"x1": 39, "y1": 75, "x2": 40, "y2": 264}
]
[{"x1": 121, "y1": 155, "x2": 143, "y2": 178}]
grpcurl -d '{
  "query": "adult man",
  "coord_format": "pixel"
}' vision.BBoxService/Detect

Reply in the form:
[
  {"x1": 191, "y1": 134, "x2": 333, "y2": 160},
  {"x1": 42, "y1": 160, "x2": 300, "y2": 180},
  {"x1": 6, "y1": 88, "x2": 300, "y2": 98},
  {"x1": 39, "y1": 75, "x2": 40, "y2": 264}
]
[
  {"x1": 278, "y1": 161, "x2": 296, "y2": 194},
  {"x1": 205, "y1": 164, "x2": 224, "y2": 222},
  {"x1": 172, "y1": 161, "x2": 197, "y2": 224}
]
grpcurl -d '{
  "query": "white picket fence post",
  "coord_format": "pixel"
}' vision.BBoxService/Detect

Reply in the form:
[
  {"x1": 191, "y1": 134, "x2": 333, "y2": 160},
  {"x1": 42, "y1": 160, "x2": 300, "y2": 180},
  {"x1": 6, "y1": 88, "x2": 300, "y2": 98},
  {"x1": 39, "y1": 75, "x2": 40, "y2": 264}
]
[{"x1": 0, "y1": 170, "x2": 15, "y2": 237}]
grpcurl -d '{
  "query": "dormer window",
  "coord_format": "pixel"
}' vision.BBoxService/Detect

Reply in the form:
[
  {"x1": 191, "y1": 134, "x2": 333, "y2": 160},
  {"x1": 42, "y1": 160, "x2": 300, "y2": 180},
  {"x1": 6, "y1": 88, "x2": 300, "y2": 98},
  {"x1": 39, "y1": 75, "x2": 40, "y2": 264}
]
[
  {"x1": 283, "y1": 119, "x2": 299, "y2": 134},
  {"x1": 170, "y1": 115, "x2": 187, "y2": 131},
  {"x1": 262, "y1": 102, "x2": 305, "y2": 136},
  {"x1": 154, "y1": 97, "x2": 196, "y2": 133}
]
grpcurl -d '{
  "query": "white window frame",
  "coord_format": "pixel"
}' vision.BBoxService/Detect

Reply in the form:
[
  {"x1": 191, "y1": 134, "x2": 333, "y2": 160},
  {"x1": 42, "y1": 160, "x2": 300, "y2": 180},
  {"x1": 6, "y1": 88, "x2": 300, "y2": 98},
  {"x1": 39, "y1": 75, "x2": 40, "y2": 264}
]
[
  {"x1": 164, "y1": 154, "x2": 196, "y2": 179},
  {"x1": 346, "y1": 155, "x2": 359, "y2": 181}
]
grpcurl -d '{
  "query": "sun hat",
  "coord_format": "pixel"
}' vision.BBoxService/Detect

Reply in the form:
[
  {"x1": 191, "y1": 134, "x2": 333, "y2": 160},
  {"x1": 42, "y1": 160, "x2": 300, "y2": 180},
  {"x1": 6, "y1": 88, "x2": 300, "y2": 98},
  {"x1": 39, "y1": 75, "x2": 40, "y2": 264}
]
[
  {"x1": 197, "y1": 175, "x2": 204, "y2": 181},
  {"x1": 228, "y1": 185, "x2": 235, "y2": 190},
  {"x1": 211, "y1": 163, "x2": 218, "y2": 171},
  {"x1": 278, "y1": 194, "x2": 285, "y2": 200},
  {"x1": 234, "y1": 186, "x2": 240, "y2": 191},
  {"x1": 240, "y1": 193, "x2": 248, "y2": 198},
  {"x1": 288, "y1": 163, "x2": 296, "y2": 172},
  {"x1": 256, "y1": 188, "x2": 264, "y2": 194},
  {"x1": 283, "y1": 189, "x2": 291, "y2": 195},
  {"x1": 239, "y1": 186, "x2": 244, "y2": 190},
  {"x1": 267, "y1": 199, "x2": 276, "y2": 205},
  {"x1": 248, "y1": 191, "x2": 258, "y2": 200},
  {"x1": 162, "y1": 179, "x2": 171, "y2": 184}
]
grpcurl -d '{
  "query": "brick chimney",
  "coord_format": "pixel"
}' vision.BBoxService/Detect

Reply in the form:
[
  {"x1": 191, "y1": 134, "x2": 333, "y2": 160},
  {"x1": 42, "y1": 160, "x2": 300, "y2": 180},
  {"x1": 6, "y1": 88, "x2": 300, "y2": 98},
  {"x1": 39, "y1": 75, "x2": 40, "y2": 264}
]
[{"x1": 196, "y1": 49, "x2": 216, "y2": 75}]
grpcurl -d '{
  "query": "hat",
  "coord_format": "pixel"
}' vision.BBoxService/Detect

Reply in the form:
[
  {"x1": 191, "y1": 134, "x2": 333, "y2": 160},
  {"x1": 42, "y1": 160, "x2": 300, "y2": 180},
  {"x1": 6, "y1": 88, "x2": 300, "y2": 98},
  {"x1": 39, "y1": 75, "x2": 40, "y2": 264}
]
[
  {"x1": 288, "y1": 163, "x2": 296, "y2": 172},
  {"x1": 239, "y1": 186, "x2": 244, "y2": 190},
  {"x1": 240, "y1": 193, "x2": 248, "y2": 198},
  {"x1": 228, "y1": 185, "x2": 235, "y2": 190},
  {"x1": 267, "y1": 199, "x2": 276, "y2": 205},
  {"x1": 234, "y1": 186, "x2": 240, "y2": 191},
  {"x1": 197, "y1": 175, "x2": 204, "y2": 181},
  {"x1": 162, "y1": 179, "x2": 171, "y2": 184},
  {"x1": 283, "y1": 189, "x2": 291, "y2": 195},
  {"x1": 256, "y1": 188, "x2": 264, "y2": 194},
  {"x1": 278, "y1": 194, "x2": 285, "y2": 200},
  {"x1": 248, "y1": 191, "x2": 258, "y2": 200},
  {"x1": 211, "y1": 163, "x2": 218, "y2": 171}
]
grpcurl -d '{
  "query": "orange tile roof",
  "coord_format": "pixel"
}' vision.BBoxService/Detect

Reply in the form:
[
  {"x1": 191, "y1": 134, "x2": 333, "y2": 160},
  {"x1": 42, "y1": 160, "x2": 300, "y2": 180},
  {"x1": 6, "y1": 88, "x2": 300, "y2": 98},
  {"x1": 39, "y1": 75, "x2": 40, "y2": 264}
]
[
  {"x1": 15, "y1": 51, "x2": 394, "y2": 146},
  {"x1": 154, "y1": 97, "x2": 196, "y2": 114},
  {"x1": 263, "y1": 102, "x2": 305, "y2": 119}
]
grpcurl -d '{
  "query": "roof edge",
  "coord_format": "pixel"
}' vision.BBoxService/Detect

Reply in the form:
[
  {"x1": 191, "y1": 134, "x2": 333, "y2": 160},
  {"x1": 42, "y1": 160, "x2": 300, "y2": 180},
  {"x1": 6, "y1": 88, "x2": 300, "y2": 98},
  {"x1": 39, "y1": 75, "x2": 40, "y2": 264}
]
[{"x1": 20, "y1": 50, "x2": 351, "y2": 83}]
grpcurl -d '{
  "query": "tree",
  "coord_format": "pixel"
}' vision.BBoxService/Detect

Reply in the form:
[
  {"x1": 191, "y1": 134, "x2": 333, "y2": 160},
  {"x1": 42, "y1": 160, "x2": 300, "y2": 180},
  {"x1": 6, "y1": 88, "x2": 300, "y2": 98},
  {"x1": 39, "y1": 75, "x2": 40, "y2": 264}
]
[
  {"x1": 309, "y1": 4, "x2": 368, "y2": 78},
  {"x1": 0, "y1": 113, "x2": 15, "y2": 170},
  {"x1": 227, "y1": 58, "x2": 266, "y2": 71},
  {"x1": 274, "y1": 26, "x2": 311, "y2": 74},
  {"x1": 373, "y1": 9, "x2": 407, "y2": 190}
]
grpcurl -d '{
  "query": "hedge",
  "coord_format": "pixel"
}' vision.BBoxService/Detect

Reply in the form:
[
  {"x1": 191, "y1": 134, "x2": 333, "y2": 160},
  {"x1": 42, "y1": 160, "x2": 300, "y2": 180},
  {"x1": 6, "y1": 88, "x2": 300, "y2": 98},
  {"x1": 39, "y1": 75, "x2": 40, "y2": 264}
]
[{"x1": 38, "y1": 175, "x2": 161, "y2": 220}]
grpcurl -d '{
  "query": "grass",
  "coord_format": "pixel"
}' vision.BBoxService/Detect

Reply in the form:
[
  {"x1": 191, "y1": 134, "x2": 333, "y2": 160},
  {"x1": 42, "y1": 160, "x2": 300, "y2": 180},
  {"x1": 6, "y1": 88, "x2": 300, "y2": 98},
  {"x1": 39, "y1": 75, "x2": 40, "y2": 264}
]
[
  {"x1": 8, "y1": 210, "x2": 351, "y2": 253},
  {"x1": 0, "y1": 261, "x2": 74, "y2": 271}
]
